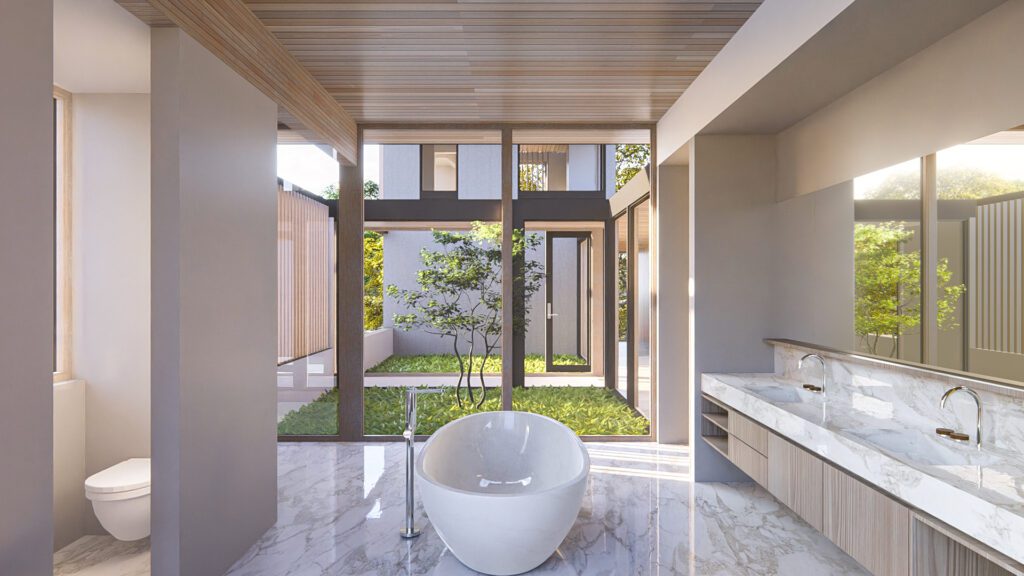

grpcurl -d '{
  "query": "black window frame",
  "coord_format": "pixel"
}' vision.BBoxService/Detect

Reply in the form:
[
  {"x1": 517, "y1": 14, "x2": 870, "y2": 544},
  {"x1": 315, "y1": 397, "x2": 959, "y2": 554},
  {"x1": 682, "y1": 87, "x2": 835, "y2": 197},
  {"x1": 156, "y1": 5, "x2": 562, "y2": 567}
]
[
  {"x1": 419, "y1": 143, "x2": 459, "y2": 200},
  {"x1": 516, "y1": 143, "x2": 607, "y2": 198}
]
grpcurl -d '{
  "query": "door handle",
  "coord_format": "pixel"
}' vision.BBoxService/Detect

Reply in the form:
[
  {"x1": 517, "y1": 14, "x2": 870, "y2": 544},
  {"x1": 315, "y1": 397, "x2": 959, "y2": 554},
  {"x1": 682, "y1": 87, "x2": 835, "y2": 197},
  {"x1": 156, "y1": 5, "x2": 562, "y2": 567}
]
[{"x1": 547, "y1": 302, "x2": 558, "y2": 319}]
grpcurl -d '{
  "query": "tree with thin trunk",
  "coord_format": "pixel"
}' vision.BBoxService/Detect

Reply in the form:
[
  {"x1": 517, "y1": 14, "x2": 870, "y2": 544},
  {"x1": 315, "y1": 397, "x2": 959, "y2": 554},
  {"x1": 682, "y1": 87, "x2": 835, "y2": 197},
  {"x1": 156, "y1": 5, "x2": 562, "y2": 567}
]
[
  {"x1": 388, "y1": 222, "x2": 543, "y2": 406},
  {"x1": 854, "y1": 223, "x2": 964, "y2": 356}
]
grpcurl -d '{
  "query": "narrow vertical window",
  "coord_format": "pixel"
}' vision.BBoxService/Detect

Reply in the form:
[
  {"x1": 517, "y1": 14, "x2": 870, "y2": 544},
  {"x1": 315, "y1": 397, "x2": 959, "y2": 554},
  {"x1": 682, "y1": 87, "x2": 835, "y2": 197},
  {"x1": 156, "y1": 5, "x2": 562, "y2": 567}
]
[{"x1": 53, "y1": 87, "x2": 72, "y2": 382}]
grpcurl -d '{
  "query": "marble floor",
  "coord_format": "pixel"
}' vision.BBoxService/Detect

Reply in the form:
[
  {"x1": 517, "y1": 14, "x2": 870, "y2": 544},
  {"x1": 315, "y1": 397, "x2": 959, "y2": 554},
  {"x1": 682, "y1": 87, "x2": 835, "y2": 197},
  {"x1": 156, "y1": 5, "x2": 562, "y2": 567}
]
[
  {"x1": 225, "y1": 442, "x2": 868, "y2": 576},
  {"x1": 55, "y1": 442, "x2": 870, "y2": 576},
  {"x1": 53, "y1": 535, "x2": 149, "y2": 576}
]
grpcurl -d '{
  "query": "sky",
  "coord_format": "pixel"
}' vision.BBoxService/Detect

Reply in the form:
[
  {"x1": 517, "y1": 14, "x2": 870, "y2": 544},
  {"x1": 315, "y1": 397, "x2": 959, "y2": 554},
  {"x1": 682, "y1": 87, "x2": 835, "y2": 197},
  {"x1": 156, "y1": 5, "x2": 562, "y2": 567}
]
[
  {"x1": 276, "y1": 144, "x2": 381, "y2": 196},
  {"x1": 854, "y1": 142, "x2": 1024, "y2": 199}
]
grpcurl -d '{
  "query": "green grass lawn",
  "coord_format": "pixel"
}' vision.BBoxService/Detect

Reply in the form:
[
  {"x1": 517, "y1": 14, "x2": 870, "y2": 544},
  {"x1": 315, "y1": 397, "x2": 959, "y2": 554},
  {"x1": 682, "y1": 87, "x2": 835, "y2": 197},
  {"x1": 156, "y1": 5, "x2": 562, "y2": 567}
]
[
  {"x1": 366, "y1": 353, "x2": 585, "y2": 374},
  {"x1": 278, "y1": 385, "x2": 649, "y2": 436}
]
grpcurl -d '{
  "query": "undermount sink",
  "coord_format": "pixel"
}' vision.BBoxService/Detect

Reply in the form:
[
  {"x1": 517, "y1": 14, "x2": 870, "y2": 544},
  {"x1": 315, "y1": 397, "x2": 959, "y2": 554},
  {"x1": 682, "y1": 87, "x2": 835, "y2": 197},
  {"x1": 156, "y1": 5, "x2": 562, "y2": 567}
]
[
  {"x1": 849, "y1": 428, "x2": 998, "y2": 467},
  {"x1": 746, "y1": 385, "x2": 807, "y2": 404}
]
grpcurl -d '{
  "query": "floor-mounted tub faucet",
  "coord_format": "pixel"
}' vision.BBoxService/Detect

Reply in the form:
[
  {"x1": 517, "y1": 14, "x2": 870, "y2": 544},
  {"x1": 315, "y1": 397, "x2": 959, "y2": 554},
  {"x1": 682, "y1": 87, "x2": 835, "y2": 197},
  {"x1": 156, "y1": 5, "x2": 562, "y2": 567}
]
[
  {"x1": 798, "y1": 353, "x2": 827, "y2": 396},
  {"x1": 401, "y1": 387, "x2": 443, "y2": 539},
  {"x1": 940, "y1": 386, "x2": 983, "y2": 450}
]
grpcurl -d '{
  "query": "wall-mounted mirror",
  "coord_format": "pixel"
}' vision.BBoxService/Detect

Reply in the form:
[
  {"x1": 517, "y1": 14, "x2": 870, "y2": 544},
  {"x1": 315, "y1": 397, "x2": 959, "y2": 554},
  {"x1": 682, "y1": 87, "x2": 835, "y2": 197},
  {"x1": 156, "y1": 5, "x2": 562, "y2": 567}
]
[{"x1": 848, "y1": 127, "x2": 1024, "y2": 385}]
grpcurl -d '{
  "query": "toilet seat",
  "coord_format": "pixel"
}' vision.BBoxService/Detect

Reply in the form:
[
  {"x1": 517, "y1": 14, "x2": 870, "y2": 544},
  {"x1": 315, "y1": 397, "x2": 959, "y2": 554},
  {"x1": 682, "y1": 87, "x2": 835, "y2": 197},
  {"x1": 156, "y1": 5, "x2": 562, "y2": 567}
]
[{"x1": 85, "y1": 458, "x2": 150, "y2": 501}]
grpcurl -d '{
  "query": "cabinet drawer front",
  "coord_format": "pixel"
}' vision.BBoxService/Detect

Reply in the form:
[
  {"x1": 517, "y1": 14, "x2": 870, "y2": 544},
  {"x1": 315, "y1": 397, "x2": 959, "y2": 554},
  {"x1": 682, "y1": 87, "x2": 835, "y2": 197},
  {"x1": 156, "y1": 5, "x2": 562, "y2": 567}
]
[
  {"x1": 729, "y1": 436, "x2": 767, "y2": 485},
  {"x1": 824, "y1": 463, "x2": 910, "y2": 576},
  {"x1": 728, "y1": 411, "x2": 768, "y2": 455}
]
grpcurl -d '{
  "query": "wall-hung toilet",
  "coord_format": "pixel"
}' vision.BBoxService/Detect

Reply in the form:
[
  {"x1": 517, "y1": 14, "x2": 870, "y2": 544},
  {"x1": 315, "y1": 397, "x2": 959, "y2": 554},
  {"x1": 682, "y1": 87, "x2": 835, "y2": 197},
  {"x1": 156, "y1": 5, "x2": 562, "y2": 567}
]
[{"x1": 84, "y1": 458, "x2": 151, "y2": 541}]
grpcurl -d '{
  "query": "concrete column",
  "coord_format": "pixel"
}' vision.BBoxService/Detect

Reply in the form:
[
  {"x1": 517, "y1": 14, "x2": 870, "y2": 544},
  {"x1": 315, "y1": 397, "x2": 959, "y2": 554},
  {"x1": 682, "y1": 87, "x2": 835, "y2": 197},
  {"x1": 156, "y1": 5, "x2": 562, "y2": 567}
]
[
  {"x1": 0, "y1": 1, "x2": 54, "y2": 572},
  {"x1": 501, "y1": 128, "x2": 515, "y2": 405},
  {"x1": 151, "y1": 28, "x2": 277, "y2": 575},
  {"x1": 337, "y1": 137, "x2": 364, "y2": 437},
  {"x1": 656, "y1": 164, "x2": 689, "y2": 445}
]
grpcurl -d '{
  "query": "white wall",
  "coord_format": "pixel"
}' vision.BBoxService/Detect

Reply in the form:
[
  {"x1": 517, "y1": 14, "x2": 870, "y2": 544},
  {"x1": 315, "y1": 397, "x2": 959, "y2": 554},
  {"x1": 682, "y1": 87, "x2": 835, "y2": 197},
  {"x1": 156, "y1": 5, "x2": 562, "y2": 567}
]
[
  {"x1": 458, "y1": 144, "x2": 500, "y2": 200},
  {"x1": 777, "y1": 0, "x2": 1024, "y2": 199},
  {"x1": 689, "y1": 135, "x2": 778, "y2": 481},
  {"x1": 151, "y1": 28, "x2": 278, "y2": 576},
  {"x1": 771, "y1": 181, "x2": 854, "y2": 349},
  {"x1": 0, "y1": 1, "x2": 55, "y2": 573},
  {"x1": 71, "y1": 93, "x2": 152, "y2": 535},
  {"x1": 53, "y1": 380, "x2": 87, "y2": 551},
  {"x1": 381, "y1": 145, "x2": 420, "y2": 199},
  {"x1": 657, "y1": 0, "x2": 855, "y2": 164},
  {"x1": 363, "y1": 328, "x2": 394, "y2": 370},
  {"x1": 53, "y1": 0, "x2": 149, "y2": 94}
]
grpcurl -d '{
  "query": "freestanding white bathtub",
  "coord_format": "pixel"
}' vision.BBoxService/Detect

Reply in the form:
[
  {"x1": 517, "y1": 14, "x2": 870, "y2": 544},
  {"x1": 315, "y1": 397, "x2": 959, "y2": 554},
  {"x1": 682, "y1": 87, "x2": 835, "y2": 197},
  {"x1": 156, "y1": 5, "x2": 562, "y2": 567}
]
[{"x1": 416, "y1": 411, "x2": 590, "y2": 575}]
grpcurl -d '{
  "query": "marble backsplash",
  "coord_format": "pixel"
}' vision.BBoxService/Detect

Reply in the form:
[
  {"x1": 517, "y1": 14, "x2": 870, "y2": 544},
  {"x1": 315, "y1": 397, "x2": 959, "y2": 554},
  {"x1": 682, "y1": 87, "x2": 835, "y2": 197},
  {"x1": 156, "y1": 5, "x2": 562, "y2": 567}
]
[{"x1": 773, "y1": 341, "x2": 1024, "y2": 455}]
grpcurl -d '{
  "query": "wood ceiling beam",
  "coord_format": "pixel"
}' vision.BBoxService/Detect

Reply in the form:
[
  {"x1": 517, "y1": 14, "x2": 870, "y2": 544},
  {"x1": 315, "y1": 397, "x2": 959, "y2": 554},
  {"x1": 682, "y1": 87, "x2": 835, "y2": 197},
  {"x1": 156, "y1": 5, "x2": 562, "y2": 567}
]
[{"x1": 144, "y1": 0, "x2": 358, "y2": 163}]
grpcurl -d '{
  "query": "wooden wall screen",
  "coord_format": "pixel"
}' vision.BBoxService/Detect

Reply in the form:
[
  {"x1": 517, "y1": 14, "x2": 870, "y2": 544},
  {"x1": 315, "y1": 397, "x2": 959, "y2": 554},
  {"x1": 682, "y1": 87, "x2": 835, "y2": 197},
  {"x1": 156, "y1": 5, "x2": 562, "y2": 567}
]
[
  {"x1": 278, "y1": 186, "x2": 331, "y2": 364},
  {"x1": 972, "y1": 197, "x2": 1023, "y2": 355}
]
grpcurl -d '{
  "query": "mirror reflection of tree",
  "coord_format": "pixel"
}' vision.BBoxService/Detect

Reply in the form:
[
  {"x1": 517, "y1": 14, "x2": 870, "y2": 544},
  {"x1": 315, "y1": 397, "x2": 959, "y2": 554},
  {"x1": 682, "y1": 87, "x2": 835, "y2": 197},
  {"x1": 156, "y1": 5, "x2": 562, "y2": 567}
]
[{"x1": 854, "y1": 223, "x2": 964, "y2": 357}]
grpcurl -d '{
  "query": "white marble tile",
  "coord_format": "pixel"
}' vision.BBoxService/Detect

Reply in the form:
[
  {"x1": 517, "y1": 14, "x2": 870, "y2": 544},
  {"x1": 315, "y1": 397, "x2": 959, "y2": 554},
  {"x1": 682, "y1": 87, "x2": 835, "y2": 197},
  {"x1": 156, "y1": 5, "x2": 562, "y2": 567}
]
[
  {"x1": 53, "y1": 535, "x2": 149, "y2": 576},
  {"x1": 52, "y1": 442, "x2": 869, "y2": 576},
  {"x1": 224, "y1": 442, "x2": 867, "y2": 576}
]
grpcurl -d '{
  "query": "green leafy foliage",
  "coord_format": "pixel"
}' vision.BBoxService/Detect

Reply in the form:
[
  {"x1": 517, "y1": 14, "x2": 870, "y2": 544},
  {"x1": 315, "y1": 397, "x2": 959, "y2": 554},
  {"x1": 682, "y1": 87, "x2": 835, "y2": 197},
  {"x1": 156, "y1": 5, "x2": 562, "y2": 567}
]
[
  {"x1": 363, "y1": 231, "x2": 383, "y2": 330},
  {"x1": 322, "y1": 182, "x2": 384, "y2": 330},
  {"x1": 615, "y1": 144, "x2": 651, "y2": 192},
  {"x1": 854, "y1": 223, "x2": 965, "y2": 356},
  {"x1": 320, "y1": 180, "x2": 380, "y2": 200},
  {"x1": 518, "y1": 163, "x2": 546, "y2": 191},
  {"x1": 617, "y1": 251, "x2": 628, "y2": 340},
  {"x1": 387, "y1": 223, "x2": 544, "y2": 403},
  {"x1": 278, "y1": 386, "x2": 650, "y2": 436},
  {"x1": 276, "y1": 395, "x2": 338, "y2": 436},
  {"x1": 859, "y1": 166, "x2": 1024, "y2": 200},
  {"x1": 366, "y1": 353, "x2": 585, "y2": 374}
]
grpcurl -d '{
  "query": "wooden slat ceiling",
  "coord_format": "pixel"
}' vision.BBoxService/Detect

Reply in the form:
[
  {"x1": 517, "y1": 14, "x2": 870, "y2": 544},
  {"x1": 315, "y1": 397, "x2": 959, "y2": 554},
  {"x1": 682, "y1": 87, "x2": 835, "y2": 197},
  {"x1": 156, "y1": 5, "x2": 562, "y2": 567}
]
[{"x1": 117, "y1": 0, "x2": 762, "y2": 141}]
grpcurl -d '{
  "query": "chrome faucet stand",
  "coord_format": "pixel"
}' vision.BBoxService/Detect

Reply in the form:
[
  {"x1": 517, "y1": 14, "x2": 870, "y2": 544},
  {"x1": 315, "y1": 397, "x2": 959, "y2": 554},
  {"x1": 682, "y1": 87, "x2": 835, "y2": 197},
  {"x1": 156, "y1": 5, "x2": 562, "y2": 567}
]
[
  {"x1": 939, "y1": 385, "x2": 983, "y2": 451},
  {"x1": 400, "y1": 387, "x2": 443, "y2": 539}
]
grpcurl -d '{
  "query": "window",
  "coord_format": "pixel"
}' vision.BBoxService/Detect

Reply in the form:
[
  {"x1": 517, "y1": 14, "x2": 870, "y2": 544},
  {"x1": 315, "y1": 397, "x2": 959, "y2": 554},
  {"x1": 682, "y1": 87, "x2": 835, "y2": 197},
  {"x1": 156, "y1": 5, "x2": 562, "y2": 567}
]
[
  {"x1": 53, "y1": 87, "x2": 72, "y2": 382},
  {"x1": 421, "y1": 144, "x2": 457, "y2": 197},
  {"x1": 517, "y1": 144, "x2": 603, "y2": 193}
]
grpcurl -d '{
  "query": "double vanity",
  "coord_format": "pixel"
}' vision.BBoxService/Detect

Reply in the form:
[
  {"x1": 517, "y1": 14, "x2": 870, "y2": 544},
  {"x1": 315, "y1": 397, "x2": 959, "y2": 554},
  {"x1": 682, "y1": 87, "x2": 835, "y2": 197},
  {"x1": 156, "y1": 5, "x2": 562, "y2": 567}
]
[{"x1": 702, "y1": 340, "x2": 1024, "y2": 576}]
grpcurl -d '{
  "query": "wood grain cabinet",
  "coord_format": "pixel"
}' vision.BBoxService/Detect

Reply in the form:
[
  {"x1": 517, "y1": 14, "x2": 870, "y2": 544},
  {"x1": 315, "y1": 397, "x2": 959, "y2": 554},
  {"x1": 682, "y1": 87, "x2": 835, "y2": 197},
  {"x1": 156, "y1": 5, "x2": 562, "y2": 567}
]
[
  {"x1": 913, "y1": 514, "x2": 1023, "y2": 576},
  {"x1": 728, "y1": 411, "x2": 768, "y2": 454},
  {"x1": 766, "y1": 432, "x2": 823, "y2": 531},
  {"x1": 824, "y1": 463, "x2": 911, "y2": 576},
  {"x1": 727, "y1": 434, "x2": 767, "y2": 485}
]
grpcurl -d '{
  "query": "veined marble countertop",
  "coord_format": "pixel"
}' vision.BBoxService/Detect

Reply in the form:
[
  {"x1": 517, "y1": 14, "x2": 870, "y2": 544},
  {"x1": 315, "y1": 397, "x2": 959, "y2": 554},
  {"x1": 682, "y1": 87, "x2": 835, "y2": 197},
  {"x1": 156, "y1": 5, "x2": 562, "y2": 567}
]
[{"x1": 702, "y1": 372, "x2": 1024, "y2": 564}]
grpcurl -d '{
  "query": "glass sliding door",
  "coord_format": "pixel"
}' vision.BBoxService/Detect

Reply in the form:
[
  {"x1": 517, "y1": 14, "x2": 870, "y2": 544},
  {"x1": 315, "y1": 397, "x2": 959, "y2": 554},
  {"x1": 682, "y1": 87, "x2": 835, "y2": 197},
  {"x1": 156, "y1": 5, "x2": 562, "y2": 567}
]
[
  {"x1": 545, "y1": 233, "x2": 592, "y2": 372},
  {"x1": 632, "y1": 199, "x2": 652, "y2": 420},
  {"x1": 614, "y1": 215, "x2": 630, "y2": 400},
  {"x1": 276, "y1": 184, "x2": 339, "y2": 437}
]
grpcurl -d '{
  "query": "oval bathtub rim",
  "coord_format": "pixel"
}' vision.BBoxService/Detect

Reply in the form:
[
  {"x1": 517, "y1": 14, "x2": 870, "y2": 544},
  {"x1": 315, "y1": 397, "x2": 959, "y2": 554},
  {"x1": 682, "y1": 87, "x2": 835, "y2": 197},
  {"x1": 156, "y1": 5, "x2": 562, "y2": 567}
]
[{"x1": 415, "y1": 410, "x2": 591, "y2": 499}]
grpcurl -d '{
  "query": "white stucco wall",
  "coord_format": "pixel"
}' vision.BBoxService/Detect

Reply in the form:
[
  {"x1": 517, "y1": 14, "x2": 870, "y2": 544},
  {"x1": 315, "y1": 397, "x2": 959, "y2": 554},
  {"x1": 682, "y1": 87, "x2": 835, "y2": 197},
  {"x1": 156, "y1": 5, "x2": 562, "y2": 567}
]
[
  {"x1": 381, "y1": 145, "x2": 420, "y2": 199},
  {"x1": 776, "y1": 1, "x2": 1024, "y2": 199},
  {"x1": 70, "y1": 93, "x2": 152, "y2": 536},
  {"x1": 151, "y1": 28, "x2": 278, "y2": 576},
  {"x1": 0, "y1": 1, "x2": 55, "y2": 572},
  {"x1": 458, "y1": 144, "x2": 501, "y2": 199}
]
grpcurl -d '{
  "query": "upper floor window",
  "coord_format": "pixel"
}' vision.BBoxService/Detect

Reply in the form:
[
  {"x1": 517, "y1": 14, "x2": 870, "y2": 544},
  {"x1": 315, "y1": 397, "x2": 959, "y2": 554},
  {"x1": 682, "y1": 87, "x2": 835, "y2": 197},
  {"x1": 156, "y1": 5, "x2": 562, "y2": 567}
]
[
  {"x1": 517, "y1": 144, "x2": 603, "y2": 193},
  {"x1": 421, "y1": 144, "x2": 457, "y2": 197}
]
